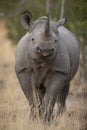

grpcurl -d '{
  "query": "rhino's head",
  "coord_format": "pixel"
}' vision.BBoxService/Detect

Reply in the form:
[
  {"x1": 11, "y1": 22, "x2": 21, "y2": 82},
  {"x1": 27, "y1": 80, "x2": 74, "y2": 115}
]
[{"x1": 21, "y1": 11, "x2": 67, "y2": 60}]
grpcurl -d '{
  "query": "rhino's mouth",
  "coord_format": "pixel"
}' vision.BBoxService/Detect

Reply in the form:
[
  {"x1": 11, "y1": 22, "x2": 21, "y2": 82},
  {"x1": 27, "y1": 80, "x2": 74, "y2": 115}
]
[
  {"x1": 40, "y1": 50, "x2": 54, "y2": 57},
  {"x1": 35, "y1": 50, "x2": 56, "y2": 62},
  {"x1": 36, "y1": 48, "x2": 54, "y2": 57},
  {"x1": 33, "y1": 47, "x2": 56, "y2": 61}
]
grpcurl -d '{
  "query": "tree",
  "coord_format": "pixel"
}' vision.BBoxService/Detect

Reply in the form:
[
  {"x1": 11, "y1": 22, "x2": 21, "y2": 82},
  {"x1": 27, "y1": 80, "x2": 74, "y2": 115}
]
[{"x1": 60, "y1": 0, "x2": 65, "y2": 19}]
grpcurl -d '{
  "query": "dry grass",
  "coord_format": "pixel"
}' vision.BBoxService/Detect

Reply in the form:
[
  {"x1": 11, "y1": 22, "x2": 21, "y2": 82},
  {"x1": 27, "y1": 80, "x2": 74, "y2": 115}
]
[{"x1": 0, "y1": 19, "x2": 87, "y2": 130}]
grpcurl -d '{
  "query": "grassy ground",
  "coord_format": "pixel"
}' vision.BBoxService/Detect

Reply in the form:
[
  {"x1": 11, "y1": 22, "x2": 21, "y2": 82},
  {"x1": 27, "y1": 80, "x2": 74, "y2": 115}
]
[{"x1": 0, "y1": 20, "x2": 87, "y2": 130}]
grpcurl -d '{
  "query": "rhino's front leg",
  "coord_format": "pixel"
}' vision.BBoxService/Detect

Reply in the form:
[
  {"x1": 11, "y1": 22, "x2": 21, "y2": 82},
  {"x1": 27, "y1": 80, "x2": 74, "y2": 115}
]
[
  {"x1": 42, "y1": 72, "x2": 66, "y2": 122},
  {"x1": 15, "y1": 69, "x2": 36, "y2": 120}
]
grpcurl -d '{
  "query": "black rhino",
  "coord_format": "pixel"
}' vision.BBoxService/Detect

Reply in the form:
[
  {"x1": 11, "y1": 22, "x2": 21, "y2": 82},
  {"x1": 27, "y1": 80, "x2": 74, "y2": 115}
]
[{"x1": 15, "y1": 11, "x2": 80, "y2": 121}]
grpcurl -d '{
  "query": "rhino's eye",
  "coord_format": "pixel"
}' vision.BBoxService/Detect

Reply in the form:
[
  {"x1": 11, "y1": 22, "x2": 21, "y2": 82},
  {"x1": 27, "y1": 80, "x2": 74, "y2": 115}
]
[
  {"x1": 32, "y1": 38, "x2": 34, "y2": 41},
  {"x1": 57, "y1": 30, "x2": 59, "y2": 34},
  {"x1": 55, "y1": 39, "x2": 57, "y2": 43}
]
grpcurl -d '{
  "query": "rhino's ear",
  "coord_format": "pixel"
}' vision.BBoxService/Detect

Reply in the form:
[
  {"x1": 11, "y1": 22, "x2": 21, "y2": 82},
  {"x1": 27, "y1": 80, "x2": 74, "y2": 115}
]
[
  {"x1": 21, "y1": 11, "x2": 33, "y2": 30},
  {"x1": 56, "y1": 18, "x2": 67, "y2": 28}
]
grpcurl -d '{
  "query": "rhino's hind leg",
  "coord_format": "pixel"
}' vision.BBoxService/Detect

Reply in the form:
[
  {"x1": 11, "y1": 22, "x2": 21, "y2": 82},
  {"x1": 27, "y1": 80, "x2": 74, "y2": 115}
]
[
  {"x1": 15, "y1": 69, "x2": 36, "y2": 120},
  {"x1": 42, "y1": 73, "x2": 66, "y2": 122},
  {"x1": 57, "y1": 82, "x2": 70, "y2": 115}
]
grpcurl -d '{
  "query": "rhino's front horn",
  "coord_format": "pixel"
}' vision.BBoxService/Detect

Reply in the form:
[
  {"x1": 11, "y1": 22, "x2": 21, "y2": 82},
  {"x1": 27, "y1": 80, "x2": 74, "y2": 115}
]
[{"x1": 44, "y1": 13, "x2": 51, "y2": 37}]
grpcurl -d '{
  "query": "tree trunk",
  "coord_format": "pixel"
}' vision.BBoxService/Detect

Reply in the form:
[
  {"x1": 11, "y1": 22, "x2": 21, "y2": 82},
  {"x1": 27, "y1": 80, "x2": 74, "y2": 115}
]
[
  {"x1": 60, "y1": 0, "x2": 65, "y2": 19},
  {"x1": 46, "y1": 0, "x2": 50, "y2": 14}
]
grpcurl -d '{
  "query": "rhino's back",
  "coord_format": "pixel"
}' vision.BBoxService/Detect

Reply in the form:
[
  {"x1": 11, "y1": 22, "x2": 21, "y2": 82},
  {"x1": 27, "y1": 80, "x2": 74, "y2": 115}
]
[{"x1": 58, "y1": 26, "x2": 80, "y2": 80}]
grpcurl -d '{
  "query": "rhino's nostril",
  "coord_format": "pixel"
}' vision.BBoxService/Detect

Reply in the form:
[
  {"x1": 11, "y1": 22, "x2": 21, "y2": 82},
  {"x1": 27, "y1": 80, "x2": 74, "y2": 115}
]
[
  {"x1": 51, "y1": 48, "x2": 54, "y2": 51},
  {"x1": 36, "y1": 46, "x2": 40, "y2": 53},
  {"x1": 37, "y1": 46, "x2": 39, "y2": 50},
  {"x1": 50, "y1": 48, "x2": 54, "y2": 53},
  {"x1": 35, "y1": 47, "x2": 54, "y2": 56}
]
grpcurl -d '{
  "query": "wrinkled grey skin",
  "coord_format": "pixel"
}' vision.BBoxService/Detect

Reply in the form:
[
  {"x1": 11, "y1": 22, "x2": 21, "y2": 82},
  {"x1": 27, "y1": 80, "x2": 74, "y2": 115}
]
[{"x1": 15, "y1": 11, "x2": 80, "y2": 122}]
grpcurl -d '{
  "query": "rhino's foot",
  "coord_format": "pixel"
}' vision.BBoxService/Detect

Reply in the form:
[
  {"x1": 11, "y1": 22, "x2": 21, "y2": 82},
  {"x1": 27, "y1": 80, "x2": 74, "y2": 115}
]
[
  {"x1": 39, "y1": 110, "x2": 54, "y2": 125},
  {"x1": 29, "y1": 111, "x2": 37, "y2": 121}
]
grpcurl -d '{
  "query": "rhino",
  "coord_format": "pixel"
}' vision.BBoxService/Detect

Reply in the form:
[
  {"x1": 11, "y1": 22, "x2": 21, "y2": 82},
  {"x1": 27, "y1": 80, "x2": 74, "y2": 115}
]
[{"x1": 15, "y1": 11, "x2": 80, "y2": 121}]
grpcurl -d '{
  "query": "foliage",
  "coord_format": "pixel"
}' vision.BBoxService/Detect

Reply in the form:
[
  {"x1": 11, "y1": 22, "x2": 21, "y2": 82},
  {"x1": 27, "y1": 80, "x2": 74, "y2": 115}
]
[{"x1": 0, "y1": 0, "x2": 87, "y2": 45}]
